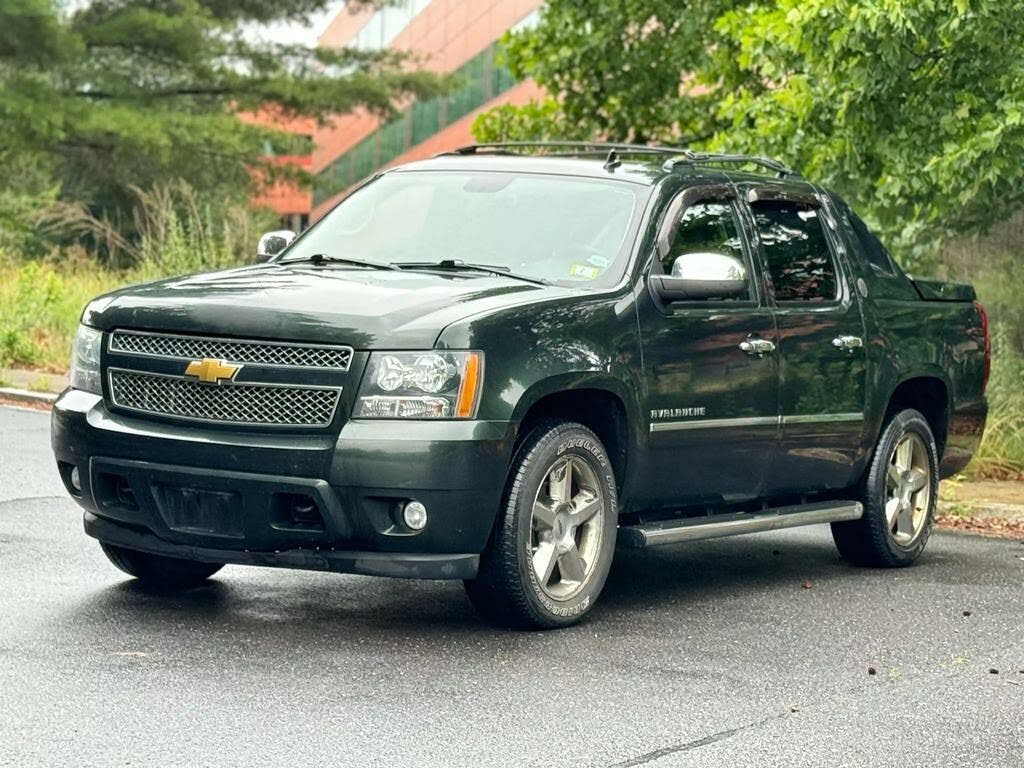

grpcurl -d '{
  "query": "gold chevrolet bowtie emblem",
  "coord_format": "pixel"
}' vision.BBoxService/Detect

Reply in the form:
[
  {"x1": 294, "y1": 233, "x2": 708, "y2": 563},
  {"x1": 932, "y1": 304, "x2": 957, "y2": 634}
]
[{"x1": 184, "y1": 358, "x2": 241, "y2": 385}]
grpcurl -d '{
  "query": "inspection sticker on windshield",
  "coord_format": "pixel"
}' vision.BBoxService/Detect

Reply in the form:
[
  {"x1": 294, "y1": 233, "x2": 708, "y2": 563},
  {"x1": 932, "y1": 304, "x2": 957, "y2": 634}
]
[{"x1": 568, "y1": 263, "x2": 602, "y2": 280}]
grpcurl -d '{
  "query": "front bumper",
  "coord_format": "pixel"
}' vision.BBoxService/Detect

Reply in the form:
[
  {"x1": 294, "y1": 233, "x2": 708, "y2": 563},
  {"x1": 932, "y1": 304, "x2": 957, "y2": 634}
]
[
  {"x1": 52, "y1": 390, "x2": 514, "y2": 579},
  {"x1": 84, "y1": 512, "x2": 479, "y2": 579}
]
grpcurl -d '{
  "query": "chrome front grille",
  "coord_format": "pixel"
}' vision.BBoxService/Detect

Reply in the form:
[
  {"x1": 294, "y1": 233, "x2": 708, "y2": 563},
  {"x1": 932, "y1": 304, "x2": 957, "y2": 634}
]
[
  {"x1": 108, "y1": 369, "x2": 340, "y2": 427},
  {"x1": 109, "y1": 330, "x2": 352, "y2": 371}
]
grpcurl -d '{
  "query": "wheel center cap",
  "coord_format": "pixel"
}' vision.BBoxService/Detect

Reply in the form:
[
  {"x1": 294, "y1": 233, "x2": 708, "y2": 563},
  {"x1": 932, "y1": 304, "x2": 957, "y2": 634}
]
[{"x1": 552, "y1": 511, "x2": 574, "y2": 551}]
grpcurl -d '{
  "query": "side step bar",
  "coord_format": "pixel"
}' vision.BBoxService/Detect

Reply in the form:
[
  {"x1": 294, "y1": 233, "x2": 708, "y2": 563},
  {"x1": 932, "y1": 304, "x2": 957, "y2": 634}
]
[{"x1": 619, "y1": 500, "x2": 863, "y2": 548}]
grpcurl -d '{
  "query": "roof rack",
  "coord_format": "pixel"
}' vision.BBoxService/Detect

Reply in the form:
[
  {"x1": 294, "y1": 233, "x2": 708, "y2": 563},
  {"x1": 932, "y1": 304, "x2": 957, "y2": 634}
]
[
  {"x1": 438, "y1": 142, "x2": 799, "y2": 178},
  {"x1": 661, "y1": 150, "x2": 798, "y2": 178},
  {"x1": 443, "y1": 141, "x2": 691, "y2": 157}
]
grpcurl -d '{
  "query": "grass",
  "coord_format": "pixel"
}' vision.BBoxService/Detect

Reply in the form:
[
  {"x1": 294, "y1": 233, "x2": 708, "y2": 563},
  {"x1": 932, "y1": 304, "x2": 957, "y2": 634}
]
[
  {"x1": 0, "y1": 259, "x2": 120, "y2": 371},
  {"x1": 0, "y1": 257, "x2": 263, "y2": 370},
  {"x1": 0, "y1": 183, "x2": 270, "y2": 371},
  {"x1": 970, "y1": 351, "x2": 1024, "y2": 478}
]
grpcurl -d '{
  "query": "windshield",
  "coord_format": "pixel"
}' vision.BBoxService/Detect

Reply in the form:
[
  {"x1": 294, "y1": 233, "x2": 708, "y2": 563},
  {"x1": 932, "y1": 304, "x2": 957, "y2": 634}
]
[{"x1": 281, "y1": 170, "x2": 646, "y2": 286}]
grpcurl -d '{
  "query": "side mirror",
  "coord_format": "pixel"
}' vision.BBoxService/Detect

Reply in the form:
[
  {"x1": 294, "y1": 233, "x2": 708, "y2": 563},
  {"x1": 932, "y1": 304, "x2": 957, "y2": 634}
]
[
  {"x1": 649, "y1": 252, "x2": 749, "y2": 302},
  {"x1": 257, "y1": 230, "x2": 297, "y2": 259}
]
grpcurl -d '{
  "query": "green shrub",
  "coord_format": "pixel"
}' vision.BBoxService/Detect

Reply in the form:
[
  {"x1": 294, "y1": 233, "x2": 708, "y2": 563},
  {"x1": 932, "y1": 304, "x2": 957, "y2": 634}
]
[
  {"x1": 0, "y1": 182, "x2": 274, "y2": 370},
  {"x1": 971, "y1": 325, "x2": 1024, "y2": 476}
]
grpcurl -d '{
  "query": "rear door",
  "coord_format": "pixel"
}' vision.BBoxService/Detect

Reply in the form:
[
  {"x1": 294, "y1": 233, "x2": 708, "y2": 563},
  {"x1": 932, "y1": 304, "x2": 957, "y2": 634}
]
[
  {"x1": 635, "y1": 183, "x2": 780, "y2": 507},
  {"x1": 736, "y1": 184, "x2": 868, "y2": 493}
]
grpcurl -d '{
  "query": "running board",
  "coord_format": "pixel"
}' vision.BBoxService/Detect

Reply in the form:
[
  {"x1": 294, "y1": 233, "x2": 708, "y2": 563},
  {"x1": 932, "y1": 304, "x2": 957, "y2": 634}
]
[{"x1": 618, "y1": 500, "x2": 863, "y2": 548}]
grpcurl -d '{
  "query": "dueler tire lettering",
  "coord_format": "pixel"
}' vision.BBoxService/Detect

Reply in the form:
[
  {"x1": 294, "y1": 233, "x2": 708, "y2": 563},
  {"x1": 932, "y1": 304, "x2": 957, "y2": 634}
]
[{"x1": 464, "y1": 420, "x2": 618, "y2": 629}]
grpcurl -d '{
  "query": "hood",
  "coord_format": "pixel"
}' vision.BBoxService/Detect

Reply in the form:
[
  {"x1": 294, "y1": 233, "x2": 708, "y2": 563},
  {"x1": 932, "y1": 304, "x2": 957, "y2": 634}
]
[{"x1": 83, "y1": 262, "x2": 572, "y2": 349}]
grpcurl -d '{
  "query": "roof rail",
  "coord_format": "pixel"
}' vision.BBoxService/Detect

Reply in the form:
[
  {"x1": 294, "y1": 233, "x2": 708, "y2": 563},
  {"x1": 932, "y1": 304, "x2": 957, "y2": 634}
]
[
  {"x1": 437, "y1": 142, "x2": 800, "y2": 178},
  {"x1": 662, "y1": 150, "x2": 799, "y2": 178},
  {"x1": 443, "y1": 141, "x2": 691, "y2": 157}
]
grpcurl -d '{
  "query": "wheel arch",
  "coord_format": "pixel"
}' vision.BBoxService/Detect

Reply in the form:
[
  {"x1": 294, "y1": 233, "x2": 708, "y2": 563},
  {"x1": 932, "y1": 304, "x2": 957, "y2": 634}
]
[
  {"x1": 878, "y1": 370, "x2": 951, "y2": 456},
  {"x1": 509, "y1": 375, "x2": 640, "y2": 496}
]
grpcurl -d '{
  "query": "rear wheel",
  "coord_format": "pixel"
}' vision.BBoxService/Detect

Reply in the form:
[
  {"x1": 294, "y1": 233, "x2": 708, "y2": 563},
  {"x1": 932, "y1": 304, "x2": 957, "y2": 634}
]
[
  {"x1": 832, "y1": 408, "x2": 938, "y2": 567},
  {"x1": 100, "y1": 542, "x2": 223, "y2": 588},
  {"x1": 465, "y1": 420, "x2": 618, "y2": 629}
]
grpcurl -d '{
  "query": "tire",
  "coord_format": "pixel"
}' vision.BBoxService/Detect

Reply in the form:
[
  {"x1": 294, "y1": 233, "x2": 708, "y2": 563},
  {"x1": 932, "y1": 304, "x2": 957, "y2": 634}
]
[
  {"x1": 465, "y1": 420, "x2": 618, "y2": 629},
  {"x1": 100, "y1": 542, "x2": 223, "y2": 588},
  {"x1": 832, "y1": 408, "x2": 939, "y2": 567}
]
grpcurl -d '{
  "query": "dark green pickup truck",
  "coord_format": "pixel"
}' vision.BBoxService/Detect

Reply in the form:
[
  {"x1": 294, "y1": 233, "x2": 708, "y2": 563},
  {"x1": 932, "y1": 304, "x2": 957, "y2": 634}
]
[{"x1": 51, "y1": 144, "x2": 989, "y2": 628}]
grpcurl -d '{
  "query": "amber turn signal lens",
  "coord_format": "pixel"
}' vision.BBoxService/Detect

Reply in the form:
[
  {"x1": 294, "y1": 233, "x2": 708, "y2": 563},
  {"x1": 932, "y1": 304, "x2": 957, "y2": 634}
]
[{"x1": 455, "y1": 352, "x2": 482, "y2": 418}]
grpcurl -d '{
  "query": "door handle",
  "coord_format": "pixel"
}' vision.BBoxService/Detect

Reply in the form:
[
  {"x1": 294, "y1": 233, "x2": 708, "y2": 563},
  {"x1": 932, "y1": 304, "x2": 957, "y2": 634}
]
[
  {"x1": 739, "y1": 337, "x2": 776, "y2": 357},
  {"x1": 832, "y1": 335, "x2": 863, "y2": 352}
]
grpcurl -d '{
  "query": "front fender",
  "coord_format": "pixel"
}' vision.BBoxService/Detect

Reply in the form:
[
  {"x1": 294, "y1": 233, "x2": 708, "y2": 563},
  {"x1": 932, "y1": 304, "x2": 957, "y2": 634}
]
[{"x1": 435, "y1": 291, "x2": 643, "y2": 425}]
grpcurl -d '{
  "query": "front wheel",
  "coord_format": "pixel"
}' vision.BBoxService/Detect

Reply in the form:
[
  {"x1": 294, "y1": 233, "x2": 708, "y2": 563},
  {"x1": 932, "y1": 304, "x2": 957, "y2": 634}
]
[
  {"x1": 465, "y1": 420, "x2": 618, "y2": 629},
  {"x1": 100, "y1": 542, "x2": 223, "y2": 588},
  {"x1": 832, "y1": 408, "x2": 939, "y2": 567}
]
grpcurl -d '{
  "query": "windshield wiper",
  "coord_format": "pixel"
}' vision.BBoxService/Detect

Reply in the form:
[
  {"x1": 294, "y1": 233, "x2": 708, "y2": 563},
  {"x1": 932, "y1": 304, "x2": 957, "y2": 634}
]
[
  {"x1": 284, "y1": 253, "x2": 400, "y2": 271},
  {"x1": 396, "y1": 259, "x2": 550, "y2": 286}
]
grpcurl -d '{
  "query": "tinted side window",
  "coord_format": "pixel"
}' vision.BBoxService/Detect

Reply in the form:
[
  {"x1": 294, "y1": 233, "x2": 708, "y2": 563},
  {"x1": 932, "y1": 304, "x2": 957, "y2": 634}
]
[
  {"x1": 663, "y1": 200, "x2": 744, "y2": 273},
  {"x1": 752, "y1": 200, "x2": 837, "y2": 302}
]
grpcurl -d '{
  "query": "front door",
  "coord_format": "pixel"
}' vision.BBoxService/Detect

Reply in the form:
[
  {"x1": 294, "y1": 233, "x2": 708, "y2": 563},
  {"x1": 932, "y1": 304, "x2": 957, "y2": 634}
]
[
  {"x1": 636, "y1": 186, "x2": 780, "y2": 508},
  {"x1": 738, "y1": 186, "x2": 868, "y2": 493}
]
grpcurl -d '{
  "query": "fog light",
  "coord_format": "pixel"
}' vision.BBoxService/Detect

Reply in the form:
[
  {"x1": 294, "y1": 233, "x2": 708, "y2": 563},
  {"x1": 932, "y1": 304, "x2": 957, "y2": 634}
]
[
  {"x1": 402, "y1": 500, "x2": 428, "y2": 531},
  {"x1": 70, "y1": 466, "x2": 81, "y2": 493}
]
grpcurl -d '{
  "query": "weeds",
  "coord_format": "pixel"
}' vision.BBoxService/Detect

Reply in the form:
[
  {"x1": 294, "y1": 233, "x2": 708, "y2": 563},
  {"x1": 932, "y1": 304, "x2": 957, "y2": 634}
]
[{"x1": 0, "y1": 182, "x2": 273, "y2": 370}]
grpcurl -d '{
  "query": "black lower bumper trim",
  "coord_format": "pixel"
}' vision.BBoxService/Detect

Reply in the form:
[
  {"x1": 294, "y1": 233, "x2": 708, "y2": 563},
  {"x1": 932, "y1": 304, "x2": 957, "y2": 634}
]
[{"x1": 84, "y1": 512, "x2": 479, "y2": 580}]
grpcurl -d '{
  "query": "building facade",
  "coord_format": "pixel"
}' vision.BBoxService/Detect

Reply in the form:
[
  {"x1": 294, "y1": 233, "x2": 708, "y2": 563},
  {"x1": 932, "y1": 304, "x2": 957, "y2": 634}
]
[
  {"x1": 310, "y1": 0, "x2": 544, "y2": 220},
  {"x1": 240, "y1": 110, "x2": 315, "y2": 232}
]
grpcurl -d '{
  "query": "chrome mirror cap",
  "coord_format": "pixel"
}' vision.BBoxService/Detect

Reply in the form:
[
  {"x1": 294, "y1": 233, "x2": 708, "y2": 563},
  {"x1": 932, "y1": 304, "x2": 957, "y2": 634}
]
[
  {"x1": 650, "y1": 251, "x2": 749, "y2": 303},
  {"x1": 257, "y1": 230, "x2": 297, "y2": 259},
  {"x1": 670, "y1": 251, "x2": 747, "y2": 282}
]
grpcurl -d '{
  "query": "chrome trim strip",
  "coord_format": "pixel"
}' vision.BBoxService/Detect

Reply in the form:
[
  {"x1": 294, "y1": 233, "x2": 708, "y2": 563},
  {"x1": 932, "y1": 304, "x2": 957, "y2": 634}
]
[
  {"x1": 649, "y1": 412, "x2": 864, "y2": 433},
  {"x1": 782, "y1": 413, "x2": 863, "y2": 425},
  {"x1": 106, "y1": 367, "x2": 342, "y2": 429},
  {"x1": 108, "y1": 329, "x2": 354, "y2": 371},
  {"x1": 620, "y1": 501, "x2": 864, "y2": 547},
  {"x1": 650, "y1": 416, "x2": 778, "y2": 433}
]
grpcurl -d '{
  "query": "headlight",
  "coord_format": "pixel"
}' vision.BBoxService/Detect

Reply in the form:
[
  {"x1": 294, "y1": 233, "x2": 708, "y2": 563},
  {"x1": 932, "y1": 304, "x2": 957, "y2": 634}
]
[
  {"x1": 69, "y1": 324, "x2": 103, "y2": 394},
  {"x1": 355, "y1": 351, "x2": 483, "y2": 419}
]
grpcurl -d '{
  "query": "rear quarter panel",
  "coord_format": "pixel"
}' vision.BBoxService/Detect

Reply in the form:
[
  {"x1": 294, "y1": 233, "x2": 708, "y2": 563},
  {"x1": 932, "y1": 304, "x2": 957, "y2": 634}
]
[
  {"x1": 862, "y1": 296, "x2": 987, "y2": 474},
  {"x1": 824, "y1": 192, "x2": 987, "y2": 477}
]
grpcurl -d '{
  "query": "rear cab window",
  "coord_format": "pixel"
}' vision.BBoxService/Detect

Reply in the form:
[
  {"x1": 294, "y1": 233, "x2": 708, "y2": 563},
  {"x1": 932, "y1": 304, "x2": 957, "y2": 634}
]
[{"x1": 749, "y1": 199, "x2": 839, "y2": 303}]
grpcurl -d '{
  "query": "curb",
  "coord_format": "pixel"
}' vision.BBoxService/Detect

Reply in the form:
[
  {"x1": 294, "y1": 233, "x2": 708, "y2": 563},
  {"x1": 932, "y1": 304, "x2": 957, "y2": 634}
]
[{"x1": 0, "y1": 387, "x2": 58, "y2": 406}]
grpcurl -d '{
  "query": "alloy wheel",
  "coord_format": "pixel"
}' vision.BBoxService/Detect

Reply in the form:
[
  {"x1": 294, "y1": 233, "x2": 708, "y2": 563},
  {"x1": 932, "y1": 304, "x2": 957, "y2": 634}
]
[
  {"x1": 885, "y1": 433, "x2": 932, "y2": 546},
  {"x1": 529, "y1": 455, "x2": 605, "y2": 600}
]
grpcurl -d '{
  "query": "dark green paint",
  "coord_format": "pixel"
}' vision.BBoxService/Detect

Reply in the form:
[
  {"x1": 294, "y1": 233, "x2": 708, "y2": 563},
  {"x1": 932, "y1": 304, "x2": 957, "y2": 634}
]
[{"x1": 53, "y1": 155, "x2": 988, "y2": 578}]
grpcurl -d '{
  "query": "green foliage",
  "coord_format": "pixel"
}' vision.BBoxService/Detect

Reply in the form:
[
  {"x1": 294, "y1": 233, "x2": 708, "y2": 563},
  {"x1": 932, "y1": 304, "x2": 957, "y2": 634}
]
[
  {"x1": 475, "y1": 0, "x2": 1024, "y2": 265},
  {"x1": 0, "y1": 0, "x2": 444, "y2": 232},
  {"x1": 0, "y1": 183, "x2": 274, "y2": 369},
  {"x1": 482, "y1": 1, "x2": 742, "y2": 145},
  {"x1": 0, "y1": 261, "x2": 73, "y2": 369},
  {"x1": 972, "y1": 326, "x2": 1024, "y2": 476},
  {"x1": 945, "y1": 239, "x2": 1024, "y2": 475}
]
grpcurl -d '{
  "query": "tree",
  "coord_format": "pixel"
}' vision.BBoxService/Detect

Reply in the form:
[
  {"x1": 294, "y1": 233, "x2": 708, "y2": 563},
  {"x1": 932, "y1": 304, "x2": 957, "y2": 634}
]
[
  {"x1": 0, "y1": 0, "x2": 443, "y2": 236},
  {"x1": 474, "y1": 1, "x2": 1024, "y2": 264},
  {"x1": 473, "y1": 1, "x2": 742, "y2": 147}
]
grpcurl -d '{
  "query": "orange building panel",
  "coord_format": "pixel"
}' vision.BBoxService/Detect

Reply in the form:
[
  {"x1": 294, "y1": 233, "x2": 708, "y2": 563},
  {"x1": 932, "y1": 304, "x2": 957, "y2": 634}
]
[
  {"x1": 312, "y1": 0, "x2": 544, "y2": 176},
  {"x1": 238, "y1": 109, "x2": 314, "y2": 219},
  {"x1": 311, "y1": 78, "x2": 545, "y2": 219}
]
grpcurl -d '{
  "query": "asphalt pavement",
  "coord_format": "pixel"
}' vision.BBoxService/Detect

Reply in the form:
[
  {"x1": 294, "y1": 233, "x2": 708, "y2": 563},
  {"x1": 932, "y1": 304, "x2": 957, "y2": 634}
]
[{"x1": 1, "y1": 404, "x2": 1022, "y2": 767}]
